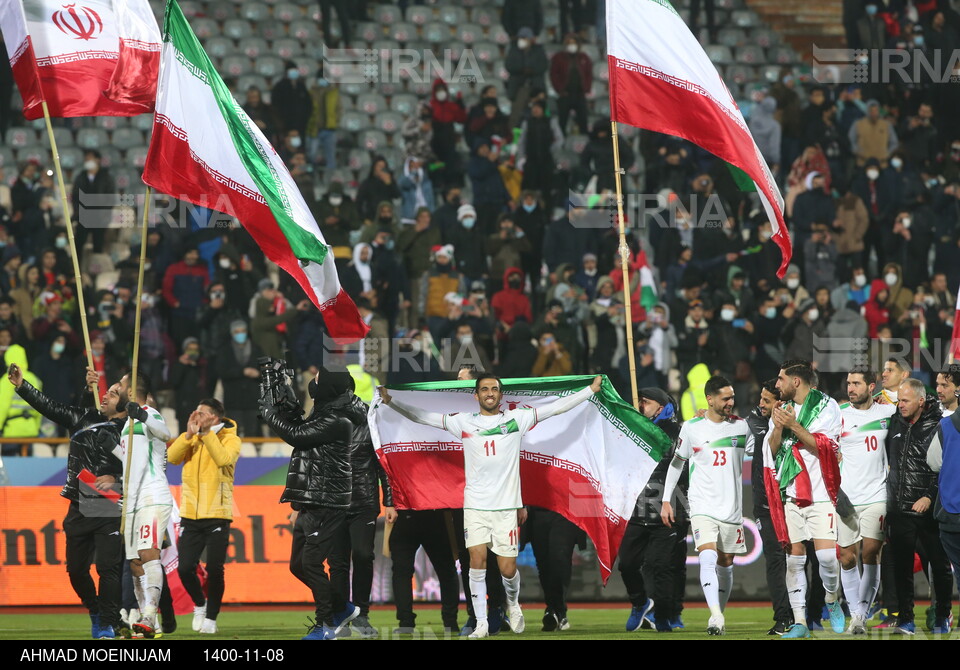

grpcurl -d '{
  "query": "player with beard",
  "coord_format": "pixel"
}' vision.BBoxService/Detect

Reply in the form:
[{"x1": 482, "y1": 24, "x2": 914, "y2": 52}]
[{"x1": 935, "y1": 365, "x2": 960, "y2": 417}]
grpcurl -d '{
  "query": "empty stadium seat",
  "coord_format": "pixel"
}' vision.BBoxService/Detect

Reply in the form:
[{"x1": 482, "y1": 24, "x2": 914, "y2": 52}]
[
  {"x1": 17, "y1": 145, "x2": 48, "y2": 164},
  {"x1": 725, "y1": 64, "x2": 755, "y2": 84},
  {"x1": 391, "y1": 21, "x2": 417, "y2": 43},
  {"x1": 356, "y1": 92, "x2": 387, "y2": 115},
  {"x1": 240, "y1": 1, "x2": 269, "y2": 21},
  {"x1": 770, "y1": 46, "x2": 797, "y2": 65},
  {"x1": 705, "y1": 45, "x2": 733, "y2": 64},
  {"x1": 457, "y1": 22, "x2": 484, "y2": 45},
  {"x1": 751, "y1": 28, "x2": 777, "y2": 48},
  {"x1": 0, "y1": 147, "x2": 15, "y2": 169},
  {"x1": 375, "y1": 111, "x2": 404, "y2": 134},
  {"x1": 207, "y1": 1, "x2": 234, "y2": 21},
  {"x1": 191, "y1": 18, "x2": 218, "y2": 39},
  {"x1": 422, "y1": 21, "x2": 449, "y2": 43},
  {"x1": 258, "y1": 20, "x2": 287, "y2": 40},
  {"x1": 356, "y1": 22, "x2": 381, "y2": 44},
  {"x1": 98, "y1": 146, "x2": 122, "y2": 168},
  {"x1": 222, "y1": 54, "x2": 252, "y2": 77},
  {"x1": 379, "y1": 147, "x2": 404, "y2": 170},
  {"x1": 239, "y1": 442, "x2": 260, "y2": 458},
  {"x1": 255, "y1": 55, "x2": 285, "y2": 78},
  {"x1": 375, "y1": 4, "x2": 401, "y2": 25},
  {"x1": 357, "y1": 130, "x2": 388, "y2": 152},
  {"x1": 127, "y1": 146, "x2": 150, "y2": 169},
  {"x1": 347, "y1": 148, "x2": 373, "y2": 172},
  {"x1": 390, "y1": 93, "x2": 419, "y2": 116},
  {"x1": 405, "y1": 5, "x2": 432, "y2": 25},
  {"x1": 736, "y1": 45, "x2": 764, "y2": 64},
  {"x1": 272, "y1": 37, "x2": 303, "y2": 59},
  {"x1": 471, "y1": 6, "x2": 497, "y2": 27},
  {"x1": 593, "y1": 60, "x2": 609, "y2": 82},
  {"x1": 732, "y1": 10, "x2": 759, "y2": 28},
  {"x1": 223, "y1": 19, "x2": 253, "y2": 40},
  {"x1": 291, "y1": 22, "x2": 318, "y2": 40},
  {"x1": 130, "y1": 114, "x2": 154, "y2": 133},
  {"x1": 241, "y1": 37, "x2": 269, "y2": 59},
  {"x1": 759, "y1": 64, "x2": 781, "y2": 84},
  {"x1": 274, "y1": 2, "x2": 301, "y2": 22},
  {"x1": 488, "y1": 24, "x2": 510, "y2": 45},
  {"x1": 112, "y1": 168, "x2": 139, "y2": 192},
  {"x1": 76, "y1": 128, "x2": 108, "y2": 150},
  {"x1": 472, "y1": 41, "x2": 499, "y2": 64},
  {"x1": 237, "y1": 74, "x2": 270, "y2": 94},
  {"x1": 564, "y1": 134, "x2": 589, "y2": 154},
  {"x1": 341, "y1": 110, "x2": 371, "y2": 133},
  {"x1": 205, "y1": 36, "x2": 234, "y2": 59},
  {"x1": 112, "y1": 128, "x2": 145, "y2": 151},
  {"x1": 5, "y1": 127, "x2": 36, "y2": 148},
  {"x1": 716, "y1": 28, "x2": 743, "y2": 48},
  {"x1": 178, "y1": 1, "x2": 202, "y2": 18}
]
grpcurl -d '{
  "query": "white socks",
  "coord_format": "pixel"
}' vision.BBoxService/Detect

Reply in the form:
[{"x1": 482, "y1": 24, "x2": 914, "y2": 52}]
[
  {"x1": 860, "y1": 563, "x2": 881, "y2": 616},
  {"x1": 717, "y1": 564, "x2": 734, "y2": 612},
  {"x1": 142, "y1": 560, "x2": 163, "y2": 613},
  {"x1": 815, "y1": 549, "x2": 840, "y2": 603},
  {"x1": 786, "y1": 554, "x2": 808, "y2": 625},
  {"x1": 699, "y1": 549, "x2": 722, "y2": 617},
  {"x1": 469, "y1": 568, "x2": 487, "y2": 622},
  {"x1": 502, "y1": 571, "x2": 521, "y2": 607},
  {"x1": 134, "y1": 572, "x2": 146, "y2": 612},
  {"x1": 841, "y1": 566, "x2": 862, "y2": 615}
]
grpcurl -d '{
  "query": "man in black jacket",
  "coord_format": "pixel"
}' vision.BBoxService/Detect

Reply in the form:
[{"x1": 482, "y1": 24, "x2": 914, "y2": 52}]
[
  {"x1": 330, "y1": 392, "x2": 395, "y2": 639},
  {"x1": 748, "y1": 379, "x2": 793, "y2": 635},
  {"x1": 261, "y1": 368, "x2": 357, "y2": 640},
  {"x1": 885, "y1": 378, "x2": 954, "y2": 634},
  {"x1": 9, "y1": 364, "x2": 125, "y2": 639},
  {"x1": 618, "y1": 387, "x2": 685, "y2": 633}
]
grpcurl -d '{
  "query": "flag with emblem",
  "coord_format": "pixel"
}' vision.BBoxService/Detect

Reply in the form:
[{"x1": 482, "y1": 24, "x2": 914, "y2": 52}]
[
  {"x1": 0, "y1": 0, "x2": 160, "y2": 119},
  {"x1": 369, "y1": 376, "x2": 673, "y2": 583},
  {"x1": 141, "y1": 0, "x2": 368, "y2": 341}
]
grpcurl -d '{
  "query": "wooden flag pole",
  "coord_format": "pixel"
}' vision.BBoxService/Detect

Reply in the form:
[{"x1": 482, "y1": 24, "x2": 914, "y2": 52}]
[
  {"x1": 41, "y1": 101, "x2": 100, "y2": 409},
  {"x1": 120, "y1": 186, "x2": 151, "y2": 535},
  {"x1": 610, "y1": 120, "x2": 640, "y2": 410}
]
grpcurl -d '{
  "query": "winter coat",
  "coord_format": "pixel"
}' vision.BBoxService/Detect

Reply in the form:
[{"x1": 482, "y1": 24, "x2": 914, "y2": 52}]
[
  {"x1": 504, "y1": 44, "x2": 548, "y2": 100},
  {"x1": 863, "y1": 278, "x2": 891, "y2": 337},
  {"x1": 342, "y1": 395, "x2": 393, "y2": 511},
  {"x1": 886, "y1": 396, "x2": 942, "y2": 515},
  {"x1": 881, "y1": 263, "x2": 914, "y2": 321},
  {"x1": 632, "y1": 402, "x2": 685, "y2": 525},
  {"x1": 0, "y1": 345, "x2": 42, "y2": 438},
  {"x1": 823, "y1": 305, "x2": 869, "y2": 373},
  {"x1": 834, "y1": 195, "x2": 869, "y2": 254},
  {"x1": 749, "y1": 97, "x2": 782, "y2": 166},
  {"x1": 398, "y1": 159, "x2": 435, "y2": 222},
  {"x1": 680, "y1": 363, "x2": 711, "y2": 421},
  {"x1": 491, "y1": 266, "x2": 533, "y2": 329},
  {"x1": 168, "y1": 419, "x2": 241, "y2": 520},
  {"x1": 549, "y1": 50, "x2": 593, "y2": 96}
]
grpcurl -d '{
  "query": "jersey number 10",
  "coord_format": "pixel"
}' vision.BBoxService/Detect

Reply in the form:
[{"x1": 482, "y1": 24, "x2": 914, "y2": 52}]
[{"x1": 865, "y1": 436, "x2": 879, "y2": 451}]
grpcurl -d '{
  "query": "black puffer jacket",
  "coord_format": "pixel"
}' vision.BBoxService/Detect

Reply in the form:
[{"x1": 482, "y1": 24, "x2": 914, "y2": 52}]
[
  {"x1": 16, "y1": 382, "x2": 123, "y2": 504},
  {"x1": 343, "y1": 395, "x2": 393, "y2": 511},
  {"x1": 265, "y1": 390, "x2": 354, "y2": 510},
  {"x1": 886, "y1": 394, "x2": 942, "y2": 516},
  {"x1": 748, "y1": 405, "x2": 772, "y2": 515},
  {"x1": 632, "y1": 402, "x2": 686, "y2": 525}
]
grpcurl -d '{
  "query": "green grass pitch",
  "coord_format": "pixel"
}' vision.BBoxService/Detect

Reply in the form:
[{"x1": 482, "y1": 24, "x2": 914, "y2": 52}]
[{"x1": 2, "y1": 606, "x2": 956, "y2": 640}]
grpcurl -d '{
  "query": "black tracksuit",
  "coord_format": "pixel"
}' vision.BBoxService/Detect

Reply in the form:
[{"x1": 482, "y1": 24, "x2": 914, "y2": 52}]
[{"x1": 527, "y1": 506, "x2": 584, "y2": 619}]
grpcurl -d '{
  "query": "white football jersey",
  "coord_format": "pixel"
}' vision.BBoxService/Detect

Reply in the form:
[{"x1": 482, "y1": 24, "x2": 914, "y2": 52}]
[
  {"x1": 675, "y1": 415, "x2": 754, "y2": 524},
  {"x1": 839, "y1": 400, "x2": 894, "y2": 505},
  {"x1": 114, "y1": 405, "x2": 174, "y2": 511},
  {"x1": 778, "y1": 396, "x2": 843, "y2": 503}
]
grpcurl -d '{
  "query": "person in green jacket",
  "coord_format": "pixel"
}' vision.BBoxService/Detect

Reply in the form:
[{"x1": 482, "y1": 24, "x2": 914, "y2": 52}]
[{"x1": 0, "y1": 343, "x2": 42, "y2": 455}]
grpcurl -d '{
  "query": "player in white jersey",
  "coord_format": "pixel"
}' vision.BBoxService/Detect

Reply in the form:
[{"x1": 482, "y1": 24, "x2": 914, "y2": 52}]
[
  {"x1": 96, "y1": 371, "x2": 173, "y2": 639},
  {"x1": 766, "y1": 360, "x2": 845, "y2": 639},
  {"x1": 379, "y1": 374, "x2": 601, "y2": 639},
  {"x1": 935, "y1": 366, "x2": 960, "y2": 417},
  {"x1": 661, "y1": 376, "x2": 753, "y2": 636},
  {"x1": 837, "y1": 369, "x2": 895, "y2": 634},
  {"x1": 877, "y1": 357, "x2": 909, "y2": 405}
]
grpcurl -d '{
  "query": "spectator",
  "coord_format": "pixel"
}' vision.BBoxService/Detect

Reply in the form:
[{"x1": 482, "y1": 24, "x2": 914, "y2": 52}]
[
  {"x1": 514, "y1": 190, "x2": 549, "y2": 286},
  {"x1": 242, "y1": 86, "x2": 276, "y2": 138},
  {"x1": 857, "y1": 2, "x2": 888, "y2": 51},
  {"x1": 639, "y1": 303, "x2": 678, "y2": 388},
  {"x1": 446, "y1": 204, "x2": 488, "y2": 287},
  {"x1": 581, "y1": 119, "x2": 635, "y2": 193},
  {"x1": 306, "y1": 71, "x2": 341, "y2": 176},
  {"x1": 429, "y1": 80, "x2": 467, "y2": 189},
  {"x1": 169, "y1": 337, "x2": 207, "y2": 432},
  {"x1": 388, "y1": 329, "x2": 444, "y2": 385},
  {"x1": 465, "y1": 92, "x2": 511, "y2": 149},
  {"x1": 10, "y1": 162, "x2": 43, "y2": 259},
  {"x1": 864, "y1": 279, "x2": 891, "y2": 337},
  {"x1": 753, "y1": 295, "x2": 789, "y2": 383},
  {"x1": 467, "y1": 140, "x2": 510, "y2": 235},
  {"x1": 881, "y1": 261, "x2": 914, "y2": 322},
  {"x1": 491, "y1": 267, "x2": 532, "y2": 342},
  {"x1": 799, "y1": 86, "x2": 828, "y2": 151},
  {"x1": 505, "y1": 27, "x2": 548, "y2": 128},
  {"x1": 398, "y1": 208, "x2": 441, "y2": 319},
  {"x1": 369, "y1": 229, "x2": 408, "y2": 335},
  {"x1": 543, "y1": 202, "x2": 599, "y2": 272},
  {"x1": 831, "y1": 265, "x2": 872, "y2": 309},
  {"x1": 502, "y1": 0, "x2": 544, "y2": 39},
  {"x1": 435, "y1": 186, "x2": 463, "y2": 244},
  {"x1": 399, "y1": 158, "x2": 435, "y2": 223},
  {"x1": 250, "y1": 279, "x2": 309, "y2": 360},
  {"x1": 783, "y1": 263, "x2": 811, "y2": 306},
  {"x1": 419, "y1": 245, "x2": 466, "y2": 339},
  {"x1": 319, "y1": 0, "x2": 352, "y2": 47},
  {"x1": 748, "y1": 87, "x2": 781, "y2": 174},
  {"x1": 31, "y1": 291, "x2": 80, "y2": 351},
  {"x1": 589, "y1": 276, "x2": 626, "y2": 375},
  {"x1": 532, "y1": 330, "x2": 572, "y2": 377},
  {"x1": 216, "y1": 321, "x2": 263, "y2": 438},
  {"x1": 71, "y1": 150, "x2": 115, "y2": 256},
  {"x1": 356, "y1": 158, "x2": 401, "y2": 224},
  {"x1": 162, "y1": 246, "x2": 209, "y2": 348},
  {"x1": 900, "y1": 102, "x2": 938, "y2": 167},
  {"x1": 785, "y1": 146, "x2": 831, "y2": 217},
  {"x1": 355, "y1": 296, "x2": 389, "y2": 382},
  {"x1": 892, "y1": 209, "x2": 934, "y2": 290},
  {"x1": 0, "y1": 245, "x2": 22, "y2": 296},
  {"x1": 689, "y1": 0, "x2": 717, "y2": 41},
  {"x1": 517, "y1": 100, "x2": 562, "y2": 200},
  {"x1": 444, "y1": 322, "x2": 493, "y2": 375},
  {"x1": 550, "y1": 34, "x2": 592, "y2": 135},
  {"x1": 488, "y1": 213, "x2": 532, "y2": 285},
  {"x1": 770, "y1": 68, "x2": 802, "y2": 170},
  {"x1": 0, "y1": 343, "x2": 42, "y2": 455},
  {"x1": 213, "y1": 245, "x2": 262, "y2": 314},
  {"x1": 803, "y1": 222, "x2": 840, "y2": 292},
  {"x1": 573, "y1": 253, "x2": 600, "y2": 301},
  {"x1": 832, "y1": 190, "x2": 869, "y2": 279},
  {"x1": 713, "y1": 266, "x2": 755, "y2": 322},
  {"x1": 706, "y1": 301, "x2": 755, "y2": 397},
  {"x1": 271, "y1": 62, "x2": 311, "y2": 138},
  {"x1": 496, "y1": 318, "x2": 538, "y2": 378},
  {"x1": 401, "y1": 104, "x2": 437, "y2": 167},
  {"x1": 822, "y1": 300, "x2": 869, "y2": 395},
  {"x1": 8, "y1": 264, "x2": 40, "y2": 332},
  {"x1": 783, "y1": 298, "x2": 827, "y2": 362},
  {"x1": 849, "y1": 100, "x2": 898, "y2": 167}
]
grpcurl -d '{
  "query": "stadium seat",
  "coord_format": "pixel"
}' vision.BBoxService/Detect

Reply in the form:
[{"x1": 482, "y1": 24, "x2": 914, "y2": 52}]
[
  {"x1": 472, "y1": 41, "x2": 499, "y2": 64},
  {"x1": 0, "y1": 146, "x2": 15, "y2": 169},
  {"x1": 488, "y1": 24, "x2": 510, "y2": 45},
  {"x1": 50, "y1": 127, "x2": 74, "y2": 148},
  {"x1": 732, "y1": 10, "x2": 759, "y2": 28},
  {"x1": 191, "y1": 17, "x2": 217, "y2": 38},
  {"x1": 258, "y1": 20, "x2": 287, "y2": 40},
  {"x1": 255, "y1": 55, "x2": 285, "y2": 78},
  {"x1": 457, "y1": 22, "x2": 484, "y2": 45},
  {"x1": 32, "y1": 444, "x2": 54, "y2": 458},
  {"x1": 221, "y1": 54, "x2": 252, "y2": 77},
  {"x1": 223, "y1": 19, "x2": 253, "y2": 40},
  {"x1": 356, "y1": 22, "x2": 381, "y2": 44},
  {"x1": 593, "y1": 60, "x2": 609, "y2": 82},
  {"x1": 543, "y1": 10, "x2": 559, "y2": 30},
  {"x1": 207, "y1": 1, "x2": 234, "y2": 21},
  {"x1": 422, "y1": 21, "x2": 449, "y2": 44},
  {"x1": 770, "y1": 46, "x2": 797, "y2": 65},
  {"x1": 438, "y1": 5, "x2": 465, "y2": 26},
  {"x1": 274, "y1": 2, "x2": 301, "y2": 22},
  {"x1": 272, "y1": 38, "x2": 303, "y2": 59},
  {"x1": 736, "y1": 45, "x2": 764, "y2": 64},
  {"x1": 751, "y1": 28, "x2": 777, "y2": 48},
  {"x1": 357, "y1": 129, "x2": 388, "y2": 152},
  {"x1": 379, "y1": 147, "x2": 404, "y2": 170},
  {"x1": 240, "y1": 37, "x2": 268, "y2": 59},
  {"x1": 390, "y1": 93, "x2": 420, "y2": 116},
  {"x1": 76, "y1": 128, "x2": 108, "y2": 150},
  {"x1": 357, "y1": 92, "x2": 387, "y2": 115},
  {"x1": 327, "y1": 167, "x2": 355, "y2": 186},
  {"x1": 241, "y1": 1, "x2": 270, "y2": 21},
  {"x1": 112, "y1": 128, "x2": 145, "y2": 151},
  {"x1": 16, "y1": 145, "x2": 48, "y2": 165},
  {"x1": 206, "y1": 36, "x2": 235, "y2": 59},
  {"x1": 291, "y1": 22, "x2": 318, "y2": 41},
  {"x1": 341, "y1": 110, "x2": 371, "y2": 133},
  {"x1": 592, "y1": 96, "x2": 611, "y2": 118},
  {"x1": 112, "y1": 167, "x2": 138, "y2": 192},
  {"x1": 705, "y1": 45, "x2": 733, "y2": 64},
  {"x1": 178, "y1": 1, "x2": 202, "y2": 18},
  {"x1": 375, "y1": 111, "x2": 404, "y2": 135},
  {"x1": 341, "y1": 81, "x2": 370, "y2": 97},
  {"x1": 391, "y1": 21, "x2": 417, "y2": 44},
  {"x1": 127, "y1": 146, "x2": 150, "y2": 169},
  {"x1": 239, "y1": 442, "x2": 259, "y2": 458},
  {"x1": 98, "y1": 146, "x2": 122, "y2": 169},
  {"x1": 716, "y1": 28, "x2": 743, "y2": 48},
  {"x1": 375, "y1": 4, "x2": 401, "y2": 25},
  {"x1": 405, "y1": 5, "x2": 432, "y2": 25},
  {"x1": 471, "y1": 6, "x2": 497, "y2": 27},
  {"x1": 347, "y1": 148, "x2": 373, "y2": 172},
  {"x1": 237, "y1": 74, "x2": 270, "y2": 94},
  {"x1": 725, "y1": 64, "x2": 756, "y2": 84},
  {"x1": 94, "y1": 115, "x2": 127, "y2": 131},
  {"x1": 564, "y1": 134, "x2": 589, "y2": 154}
]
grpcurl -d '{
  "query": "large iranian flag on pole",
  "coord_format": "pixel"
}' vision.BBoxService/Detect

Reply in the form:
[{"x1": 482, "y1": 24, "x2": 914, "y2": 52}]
[
  {"x1": 142, "y1": 0, "x2": 368, "y2": 341},
  {"x1": 368, "y1": 376, "x2": 672, "y2": 583},
  {"x1": 0, "y1": 0, "x2": 159, "y2": 119},
  {"x1": 606, "y1": 0, "x2": 792, "y2": 277}
]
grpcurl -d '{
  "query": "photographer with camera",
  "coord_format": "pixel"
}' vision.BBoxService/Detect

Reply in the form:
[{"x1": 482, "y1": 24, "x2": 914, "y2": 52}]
[{"x1": 259, "y1": 365, "x2": 358, "y2": 640}]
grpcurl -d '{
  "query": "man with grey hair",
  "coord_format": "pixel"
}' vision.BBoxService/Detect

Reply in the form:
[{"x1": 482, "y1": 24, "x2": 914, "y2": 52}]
[{"x1": 884, "y1": 378, "x2": 953, "y2": 634}]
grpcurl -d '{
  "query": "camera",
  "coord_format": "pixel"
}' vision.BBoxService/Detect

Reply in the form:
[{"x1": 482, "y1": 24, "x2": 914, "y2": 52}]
[{"x1": 257, "y1": 356, "x2": 301, "y2": 419}]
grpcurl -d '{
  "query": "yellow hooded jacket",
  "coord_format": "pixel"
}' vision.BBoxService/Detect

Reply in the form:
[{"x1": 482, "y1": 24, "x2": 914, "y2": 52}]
[
  {"x1": 0, "y1": 345, "x2": 42, "y2": 438},
  {"x1": 681, "y1": 363, "x2": 711, "y2": 421},
  {"x1": 167, "y1": 418, "x2": 241, "y2": 520}
]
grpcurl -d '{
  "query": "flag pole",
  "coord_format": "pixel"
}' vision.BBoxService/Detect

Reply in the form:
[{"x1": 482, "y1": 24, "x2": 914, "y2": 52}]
[
  {"x1": 120, "y1": 185, "x2": 151, "y2": 535},
  {"x1": 610, "y1": 120, "x2": 639, "y2": 410},
  {"x1": 41, "y1": 101, "x2": 100, "y2": 409}
]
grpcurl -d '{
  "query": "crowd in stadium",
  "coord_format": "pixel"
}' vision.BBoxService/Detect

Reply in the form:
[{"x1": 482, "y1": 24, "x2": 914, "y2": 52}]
[{"x1": 0, "y1": 0, "x2": 958, "y2": 457}]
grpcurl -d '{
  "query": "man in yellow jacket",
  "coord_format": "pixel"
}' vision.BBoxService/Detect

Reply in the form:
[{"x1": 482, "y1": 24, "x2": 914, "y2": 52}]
[{"x1": 167, "y1": 399, "x2": 241, "y2": 635}]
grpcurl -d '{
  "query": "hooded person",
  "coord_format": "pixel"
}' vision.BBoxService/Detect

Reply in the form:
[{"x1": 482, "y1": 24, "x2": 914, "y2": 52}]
[
  {"x1": 590, "y1": 275, "x2": 627, "y2": 374},
  {"x1": 783, "y1": 263, "x2": 811, "y2": 306},
  {"x1": 429, "y1": 79, "x2": 467, "y2": 187},
  {"x1": 680, "y1": 363, "x2": 711, "y2": 421},
  {"x1": 880, "y1": 262, "x2": 914, "y2": 322},
  {"x1": 340, "y1": 243, "x2": 374, "y2": 302},
  {"x1": 640, "y1": 302, "x2": 678, "y2": 388},
  {"x1": 863, "y1": 278, "x2": 891, "y2": 338},
  {"x1": 491, "y1": 266, "x2": 533, "y2": 342},
  {"x1": 748, "y1": 91, "x2": 782, "y2": 169},
  {"x1": 446, "y1": 203, "x2": 488, "y2": 285},
  {"x1": 0, "y1": 344, "x2": 42, "y2": 455},
  {"x1": 420, "y1": 244, "x2": 467, "y2": 339},
  {"x1": 399, "y1": 156, "x2": 435, "y2": 223},
  {"x1": 317, "y1": 182, "x2": 361, "y2": 248}
]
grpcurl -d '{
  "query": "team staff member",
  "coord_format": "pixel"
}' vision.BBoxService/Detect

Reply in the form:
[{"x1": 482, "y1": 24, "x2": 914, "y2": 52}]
[
  {"x1": 9, "y1": 364, "x2": 125, "y2": 639},
  {"x1": 168, "y1": 398, "x2": 241, "y2": 635}
]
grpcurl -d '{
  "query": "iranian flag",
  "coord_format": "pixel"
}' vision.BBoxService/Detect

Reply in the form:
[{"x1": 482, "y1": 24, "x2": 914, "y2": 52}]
[
  {"x1": 0, "y1": 0, "x2": 160, "y2": 119},
  {"x1": 639, "y1": 249, "x2": 657, "y2": 310},
  {"x1": 606, "y1": 0, "x2": 791, "y2": 277},
  {"x1": 142, "y1": 0, "x2": 368, "y2": 341},
  {"x1": 368, "y1": 376, "x2": 672, "y2": 583}
]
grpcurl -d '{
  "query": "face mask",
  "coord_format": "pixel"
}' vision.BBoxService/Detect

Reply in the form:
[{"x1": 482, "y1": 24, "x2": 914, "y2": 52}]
[
  {"x1": 891, "y1": 157, "x2": 903, "y2": 169},
  {"x1": 435, "y1": 90, "x2": 448, "y2": 102},
  {"x1": 787, "y1": 277, "x2": 800, "y2": 289},
  {"x1": 927, "y1": 178, "x2": 939, "y2": 188},
  {"x1": 720, "y1": 308, "x2": 735, "y2": 322},
  {"x1": 923, "y1": 295, "x2": 935, "y2": 306},
  {"x1": 385, "y1": 239, "x2": 395, "y2": 251},
  {"x1": 219, "y1": 258, "x2": 231, "y2": 269},
  {"x1": 317, "y1": 77, "x2": 328, "y2": 87},
  {"x1": 52, "y1": 342, "x2": 65, "y2": 354},
  {"x1": 885, "y1": 272, "x2": 898, "y2": 286},
  {"x1": 914, "y1": 36, "x2": 924, "y2": 47},
  {"x1": 517, "y1": 38, "x2": 530, "y2": 49},
  {"x1": 287, "y1": 68, "x2": 300, "y2": 80},
  {"x1": 83, "y1": 160, "x2": 97, "y2": 172},
  {"x1": 765, "y1": 307, "x2": 777, "y2": 319},
  {"x1": 807, "y1": 309, "x2": 819, "y2": 321},
  {"x1": 854, "y1": 274, "x2": 867, "y2": 287},
  {"x1": 901, "y1": 217, "x2": 912, "y2": 229},
  {"x1": 459, "y1": 335, "x2": 473, "y2": 345},
  {"x1": 379, "y1": 215, "x2": 393, "y2": 225},
  {"x1": 329, "y1": 195, "x2": 343, "y2": 206},
  {"x1": 565, "y1": 44, "x2": 578, "y2": 54},
  {"x1": 461, "y1": 217, "x2": 476, "y2": 229},
  {"x1": 508, "y1": 278, "x2": 521, "y2": 288},
  {"x1": 410, "y1": 340, "x2": 422, "y2": 355},
  {"x1": 866, "y1": 169, "x2": 880, "y2": 180},
  {"x1": 187, "y1": 350, "x2": 200, "y2": 361},
  {"x1": 760, "y1": 230, "x2": 772, "y2": 241},
  {"x1": 55, "y1": 236, "x2": 67, "y2": 249},
  {"x1": 584, "y1": 267, "x2": 597, "y2": 277},
  {"x1": 866, "y1": 5, "x2": 878, "y2": 16},
  {"x1": 522, "y1": 202, "x2": 536, "y2": 213},
  {"x1": 290, "y1": 136, "x2": 302, "y2": 148},
  {"x1": 232, "y1": 332, "x2": 248, "y2": 344}
]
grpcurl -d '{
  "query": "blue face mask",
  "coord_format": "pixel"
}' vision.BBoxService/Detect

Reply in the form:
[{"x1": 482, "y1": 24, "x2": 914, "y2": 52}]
[
  {"x1": 386, "y1": 239, "x2": 395, "y2": 251},
  {"x1": 462, "y1": 217, "x2": 476, "y2": 229},
  {"x1": 317, "y1": 77, "x2": 329, "y2": 87},
  {"x1": 765, "y1": 307, "x2": 777, "y2": 319},
  {"x1": 865, "y1": 5, "x2": 878, "y2": 16},
  {"x1": 914, "y1": 36, "x2": 924, "y2": 47},
  {"x1": 232, "y1": 332, "x2": 248, "y2": 344},
  {"x1": 287, "y1": 68, "x2": 300, "y2": 80},
  {"x1": 522, "y1": 202, "x2": 536, "y2": 213}
]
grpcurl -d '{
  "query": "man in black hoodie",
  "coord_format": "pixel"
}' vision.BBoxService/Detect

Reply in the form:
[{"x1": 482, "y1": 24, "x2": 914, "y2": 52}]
[{"x1": 618, "y1": 387, "x2": 686, "y2": 633}]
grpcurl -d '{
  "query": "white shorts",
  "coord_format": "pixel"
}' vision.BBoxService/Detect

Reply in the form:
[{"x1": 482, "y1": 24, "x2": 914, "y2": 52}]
[
  {"x1": 690, "y1": 515, "x2": 747, "y2": 554},
  {"x1": 124, "y1": 505, "x2": 173, "y2": 560},
  {"x1": 785, "y1": 501, "x2": 837, "y2": 544},
  {"x1": 463, "y1": 508, "x2": 519, "y2": 557},
  {"x1": 837, "y1": 501, "x2": 887, "y2": 547}
]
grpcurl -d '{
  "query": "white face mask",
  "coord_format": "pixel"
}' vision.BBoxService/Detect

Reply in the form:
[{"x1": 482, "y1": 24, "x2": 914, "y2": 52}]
[
  {"x1": 565, "y1": 43, "x2": 578, "y2": 53},
  {"x1": 218, "y1": 258, "x2": 231, "y2": 269},
  {"x1": 807, "y1": 308, "x2": 819, "y2": 321},
  {"x1": 517, "y1": 38, "x2": 530, "y2": 49},
  {"x1": 867, "y1": 169, "x2": 880, "y2": 180},
  {"x1": 290, "y1": 136, "x2": 302, "y2": 148},
  {"x1": 901, "y1": 217, "x2": 912, "y2": 229},
  {"x1": 584, "y1": 267, "x2": 597, "y2": 277},
  {"x1": 760, "y1": 230, "x2": 772, "y2": 242},
  {"x1": 891, "y1": 157, "x2": 903, "y2": 169},
  {"x1": 410, "y1": 340, "x2": 422, "y2": 355},
  {"x1": 720, "y1": 308, "x2": 735, "y2": 322},
  {"x1": 885, "y1": 272, "x2": 898, "y2": 286},
  {"x1": 435, "y1": 90, "x2": 448, "y2": 102},
  {"x1": 83, "y1": 160, "x2": 98, "y2": 172},
  {"x1": 787, "y1": 277, "x2": 800, "y2": 290},
  {"x1": 459, "y1": 334, "x2": 473, "y2": 345},
  {"x1": 329, "y1": 195, "x2": 343, "y2": 206},
  {"x1": 854, "y1": 274, "x2": 867, "y2": 287}
]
